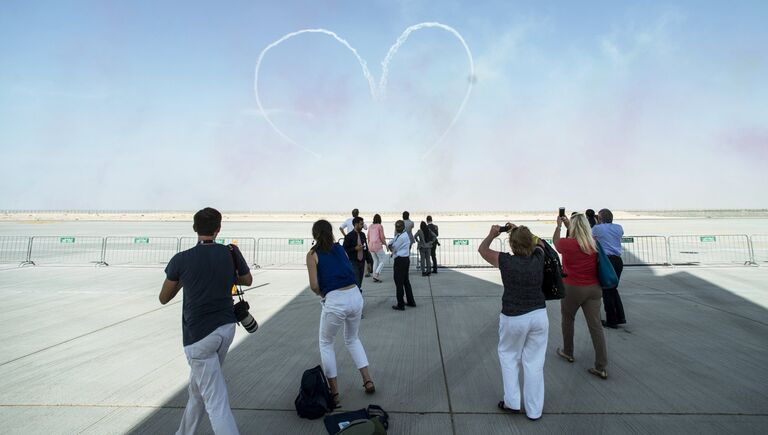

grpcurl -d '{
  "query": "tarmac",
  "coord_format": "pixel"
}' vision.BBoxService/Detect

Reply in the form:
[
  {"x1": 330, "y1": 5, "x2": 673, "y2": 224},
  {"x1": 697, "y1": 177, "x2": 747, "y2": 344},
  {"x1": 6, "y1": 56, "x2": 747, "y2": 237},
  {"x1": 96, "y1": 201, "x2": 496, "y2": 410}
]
[{"x1": 0, "y1": 264, "x2": 767, "y2": 434}]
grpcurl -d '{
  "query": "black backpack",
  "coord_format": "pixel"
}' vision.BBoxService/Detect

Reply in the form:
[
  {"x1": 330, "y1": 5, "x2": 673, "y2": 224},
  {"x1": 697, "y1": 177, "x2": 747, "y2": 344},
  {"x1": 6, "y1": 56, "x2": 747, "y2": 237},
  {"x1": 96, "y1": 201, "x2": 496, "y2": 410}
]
[
  {"x1": 295, "y1": 365, "x2": 334, "y2": 419},
  {"x1": 540, "y1": 240, "x2": 566, "y2": 300}
]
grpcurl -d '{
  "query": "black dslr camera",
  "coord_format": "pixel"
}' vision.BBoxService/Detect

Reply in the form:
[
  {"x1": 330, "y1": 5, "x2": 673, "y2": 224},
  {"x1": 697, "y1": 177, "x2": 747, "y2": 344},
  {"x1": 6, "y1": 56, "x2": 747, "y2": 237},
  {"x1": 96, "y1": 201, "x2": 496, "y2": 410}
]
[{"x1": 228, "y1": 244, "x2": 258, "y2": 333}]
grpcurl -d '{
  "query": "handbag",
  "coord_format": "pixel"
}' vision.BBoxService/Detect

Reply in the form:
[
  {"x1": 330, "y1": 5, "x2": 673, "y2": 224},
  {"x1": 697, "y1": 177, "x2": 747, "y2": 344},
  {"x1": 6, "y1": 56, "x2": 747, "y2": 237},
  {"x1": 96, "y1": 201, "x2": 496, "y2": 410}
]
[{"x1": 596, "y1": 242, "x2": 619, "y2": 289}]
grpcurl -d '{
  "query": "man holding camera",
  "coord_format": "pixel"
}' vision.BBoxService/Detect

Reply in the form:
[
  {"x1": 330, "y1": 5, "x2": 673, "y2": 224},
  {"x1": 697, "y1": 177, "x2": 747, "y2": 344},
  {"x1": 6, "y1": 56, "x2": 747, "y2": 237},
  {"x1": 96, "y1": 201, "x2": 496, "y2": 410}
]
[{"x1": 159, "y1": 207, "x2": 252, "y2": 435}]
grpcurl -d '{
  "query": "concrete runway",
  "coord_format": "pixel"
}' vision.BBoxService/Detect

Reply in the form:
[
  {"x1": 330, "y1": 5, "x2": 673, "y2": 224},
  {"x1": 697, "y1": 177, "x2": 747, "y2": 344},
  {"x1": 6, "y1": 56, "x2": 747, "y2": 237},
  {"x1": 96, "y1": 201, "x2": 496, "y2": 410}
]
[{"x1": 0, "y1": 265, "x2": 766, "y2": 434}]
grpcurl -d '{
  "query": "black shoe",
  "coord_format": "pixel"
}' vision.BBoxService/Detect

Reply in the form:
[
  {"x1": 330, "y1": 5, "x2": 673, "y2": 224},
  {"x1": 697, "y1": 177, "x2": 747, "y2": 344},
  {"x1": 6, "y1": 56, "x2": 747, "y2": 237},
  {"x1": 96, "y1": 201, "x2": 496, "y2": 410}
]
[
  {"x1": 601, "y1": 320, "x2": 618, "y2": 329},
  {"x1": 432, "y1": 269, "x2": 438, "y2": 274},
  {"x1": 421, "y1": 273, "x2": 429, "y2": 276},
  {"x1": 392, "y1": 305, "x2": 405, "y2": 311},
  {"x1": 406, "y1": 303, "x2": 417, "y2": 307}
]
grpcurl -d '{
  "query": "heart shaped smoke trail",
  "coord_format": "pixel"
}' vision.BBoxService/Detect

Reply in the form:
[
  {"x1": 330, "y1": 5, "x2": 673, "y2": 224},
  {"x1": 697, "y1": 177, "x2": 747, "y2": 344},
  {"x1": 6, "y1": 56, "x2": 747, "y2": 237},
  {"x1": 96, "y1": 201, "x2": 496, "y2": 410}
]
[{"x1": 254, "y1": 22, "x2": 474, "y2": 159}]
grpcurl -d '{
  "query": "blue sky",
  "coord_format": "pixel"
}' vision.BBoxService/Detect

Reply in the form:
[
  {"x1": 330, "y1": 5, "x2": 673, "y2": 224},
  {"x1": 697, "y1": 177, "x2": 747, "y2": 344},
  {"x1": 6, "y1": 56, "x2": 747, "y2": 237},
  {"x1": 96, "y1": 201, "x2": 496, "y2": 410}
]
[{"x1": 1, "y1": 0, "x2": 766, "y2": 211}]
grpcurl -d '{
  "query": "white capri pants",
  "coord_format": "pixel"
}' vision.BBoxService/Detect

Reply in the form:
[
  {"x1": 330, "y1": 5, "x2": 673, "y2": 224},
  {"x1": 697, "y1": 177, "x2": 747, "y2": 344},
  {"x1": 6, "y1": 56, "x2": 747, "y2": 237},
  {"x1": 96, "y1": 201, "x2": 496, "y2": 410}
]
[
  {"x1": 498, "y1": 308, "x2": 549, "y2": 419},
  {"x1": 319, "y1": 287, "x2": 369, "y2": 379},
  {"x1": 177, "y1": 323, "x2": 239, "y2": 435},
  {"x1": 370, "y1": 249, "x2": 387, "y2": 275}
]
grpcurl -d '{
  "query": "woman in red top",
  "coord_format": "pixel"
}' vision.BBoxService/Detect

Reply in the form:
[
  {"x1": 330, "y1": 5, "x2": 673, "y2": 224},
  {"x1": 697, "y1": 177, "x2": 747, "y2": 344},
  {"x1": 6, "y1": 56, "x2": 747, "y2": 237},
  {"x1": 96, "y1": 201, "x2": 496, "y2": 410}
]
[{"x1": 553, "y1": 213, "x2": 608, "y2": 379}]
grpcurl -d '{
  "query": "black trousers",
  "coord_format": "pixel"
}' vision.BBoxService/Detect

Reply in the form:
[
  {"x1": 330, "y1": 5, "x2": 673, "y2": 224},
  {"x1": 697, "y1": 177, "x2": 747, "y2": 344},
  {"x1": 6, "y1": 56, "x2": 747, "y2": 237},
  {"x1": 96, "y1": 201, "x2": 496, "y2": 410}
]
[
  {"x1": 393, "y1": 256, "x2": 415, "y2": 307},
  {"x1": 351, "y1": 259, "x2": 365, "y2": 291},
  {"x1": 430, "y1": 245, "x2": 438, "y2": 272},
  {"x1": 602, "y1": 255, "x2": 626, "y2": 325}
]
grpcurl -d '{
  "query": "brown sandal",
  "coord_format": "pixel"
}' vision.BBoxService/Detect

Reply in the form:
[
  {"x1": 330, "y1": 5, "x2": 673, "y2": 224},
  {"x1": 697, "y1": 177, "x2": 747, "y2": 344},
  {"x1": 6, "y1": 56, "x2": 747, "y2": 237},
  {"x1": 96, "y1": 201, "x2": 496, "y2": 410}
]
[
  {"x1": 588, "y1": 368, "x2": 608, "y2": 380},
  {"x1": 331, "y1": 392, "x2": 341, "y2": 408},
  {"x1": 556, "y1": 348, "x2": 574, "y2": 363},
  {"x1": 363, "y1": 380, "x2": 376, "y2": 394}
]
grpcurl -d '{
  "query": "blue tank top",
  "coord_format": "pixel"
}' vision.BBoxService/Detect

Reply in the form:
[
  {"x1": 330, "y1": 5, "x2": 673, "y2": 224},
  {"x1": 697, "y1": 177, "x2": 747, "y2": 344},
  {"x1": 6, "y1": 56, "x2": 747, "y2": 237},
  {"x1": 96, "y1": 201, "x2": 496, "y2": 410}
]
[{"x1": 316, "y1": 243, "x2": 357, "y2": 297}]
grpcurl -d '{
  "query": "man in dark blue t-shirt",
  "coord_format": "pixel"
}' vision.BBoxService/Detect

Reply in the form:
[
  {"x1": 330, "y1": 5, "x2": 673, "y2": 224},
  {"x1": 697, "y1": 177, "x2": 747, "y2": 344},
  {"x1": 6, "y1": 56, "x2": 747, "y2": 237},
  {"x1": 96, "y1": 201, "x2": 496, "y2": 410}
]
[{"x1": 159, "y1": 207, "x2": 252, "y2": 435}]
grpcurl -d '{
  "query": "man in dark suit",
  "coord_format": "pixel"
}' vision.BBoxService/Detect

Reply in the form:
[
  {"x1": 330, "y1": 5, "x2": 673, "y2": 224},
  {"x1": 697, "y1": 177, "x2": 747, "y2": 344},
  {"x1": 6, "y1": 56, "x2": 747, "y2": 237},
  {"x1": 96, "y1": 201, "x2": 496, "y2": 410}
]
[
  {"x1": 427, "y1": 215, "x2": 439, "y2": 274},
  {"x1": 343, "y1": 216, "x2": 368, "y2": 290}
]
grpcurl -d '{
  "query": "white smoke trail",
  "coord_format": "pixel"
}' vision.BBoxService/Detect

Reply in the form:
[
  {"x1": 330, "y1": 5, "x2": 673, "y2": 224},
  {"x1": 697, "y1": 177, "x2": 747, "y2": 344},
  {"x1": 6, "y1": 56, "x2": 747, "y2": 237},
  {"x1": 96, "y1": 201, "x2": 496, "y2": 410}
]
[
  {"x1": 254, "y1": 29, "x2": 378, "y2": 158},
  {"x1": 378, "y1": 22, "x2": 474, "y2": 158},
  {"x1": 254, "y1": 23, "x2": 474, "y2": 159}
]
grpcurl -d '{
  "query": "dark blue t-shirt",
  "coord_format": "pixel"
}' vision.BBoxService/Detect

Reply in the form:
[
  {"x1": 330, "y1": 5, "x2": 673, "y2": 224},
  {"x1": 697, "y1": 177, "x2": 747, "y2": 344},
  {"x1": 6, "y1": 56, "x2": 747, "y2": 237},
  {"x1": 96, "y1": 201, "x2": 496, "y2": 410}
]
[{"x1": 165, "y1": 243, "x2": 250, "y2": 346}]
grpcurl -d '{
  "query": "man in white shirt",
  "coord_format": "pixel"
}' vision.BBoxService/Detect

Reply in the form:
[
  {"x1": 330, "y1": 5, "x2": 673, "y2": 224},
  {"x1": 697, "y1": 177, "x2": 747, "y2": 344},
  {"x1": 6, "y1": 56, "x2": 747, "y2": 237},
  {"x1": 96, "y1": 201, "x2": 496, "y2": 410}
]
[
  {"x1": 340, "y1": 209, "x2": 368, "y2": 236},
  {"x1": 388, "y1": 220, "x2": 415, "y2": 310}
]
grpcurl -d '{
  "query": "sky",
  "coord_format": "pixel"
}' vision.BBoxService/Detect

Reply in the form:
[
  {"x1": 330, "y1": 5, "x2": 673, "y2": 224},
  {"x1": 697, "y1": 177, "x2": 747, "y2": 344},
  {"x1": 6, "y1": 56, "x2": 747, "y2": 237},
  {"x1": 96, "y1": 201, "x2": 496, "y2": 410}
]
[{"x1": 0, "y1": 0, "x2": 766, "y2": 212}]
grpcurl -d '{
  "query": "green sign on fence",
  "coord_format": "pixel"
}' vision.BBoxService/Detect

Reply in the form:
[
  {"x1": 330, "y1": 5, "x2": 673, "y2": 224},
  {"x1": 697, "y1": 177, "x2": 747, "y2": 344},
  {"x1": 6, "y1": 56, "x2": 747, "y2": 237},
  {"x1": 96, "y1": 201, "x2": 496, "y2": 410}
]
[
  {"x1": 700, "y1": 236, "x2": 717, "y2": 243},
  {"x1": 60, "y1": 237, "x2": 75, "y2": 244},
  {"x1": 216, "y1": 238, "x2": 225, "y2": 244},
  {"x1": 453, "y1": 239, "x2": 469, "y2": 246},
  {"x1": 288, "y1": 239, "x2": 304, "y2": 245},
  {"x1": 134, "y1": 237, "x2": 150, "y2": 244},
  {"x1": 622, "y1": 237, "x2": 635, "y2": 243}
]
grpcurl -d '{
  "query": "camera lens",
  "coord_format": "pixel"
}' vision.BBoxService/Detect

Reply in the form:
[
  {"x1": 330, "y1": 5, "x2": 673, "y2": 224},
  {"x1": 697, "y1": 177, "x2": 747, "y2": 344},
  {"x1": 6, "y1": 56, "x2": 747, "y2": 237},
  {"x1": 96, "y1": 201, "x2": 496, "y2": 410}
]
[
  {"x1": 240, "y1": 313, "x2": 259, "y2": 333},
  {"x1": 234, "y1": 300, "x2": 259, "y2": 333}
]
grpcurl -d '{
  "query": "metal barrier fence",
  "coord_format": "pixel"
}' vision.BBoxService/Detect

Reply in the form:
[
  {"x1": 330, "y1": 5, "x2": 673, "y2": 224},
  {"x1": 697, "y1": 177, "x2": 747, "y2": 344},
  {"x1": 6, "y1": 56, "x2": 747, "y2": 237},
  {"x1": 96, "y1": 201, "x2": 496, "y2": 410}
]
[
  {"x1": 620, "y1": 236, "x2": 669, "y2": 265},
  {"x1": 749, "y1": 235, "x2": 768, "y2": 264},
  {"x1": 0, "y1": 236, "x2": 31, "y2": 264},
  {"x1": 433, "y1": 238, "x2": 503, "y2": 268},
  {"x1": 180, "y1": 237, "x2": 257, "y2": 266},
  {"x1": 104, "y1": 236, "x2": 180, "y2": 266},
  {"x1": 255, "y1": 238, "x2": 315, "y2": 268},
  {"x1": 2, "y1": 234, "x2": 767, "y2": 267},
  {"x1": 668, "y1": 235, "x2": 753, "y2": 265},
  {"x1": 29, "y1": 236, "x2": 106, "y2": 265},
  {"x1": 501, "y1": 235, "x2": 669, "y2": 266}
]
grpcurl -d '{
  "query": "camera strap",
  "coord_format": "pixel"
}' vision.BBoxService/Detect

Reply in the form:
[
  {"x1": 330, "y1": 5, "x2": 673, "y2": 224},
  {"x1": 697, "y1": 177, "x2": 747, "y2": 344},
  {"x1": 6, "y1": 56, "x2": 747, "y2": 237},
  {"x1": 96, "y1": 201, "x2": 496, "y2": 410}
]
[{"x1": 228, "y1": 244, "x2": 244, "y2": 302}]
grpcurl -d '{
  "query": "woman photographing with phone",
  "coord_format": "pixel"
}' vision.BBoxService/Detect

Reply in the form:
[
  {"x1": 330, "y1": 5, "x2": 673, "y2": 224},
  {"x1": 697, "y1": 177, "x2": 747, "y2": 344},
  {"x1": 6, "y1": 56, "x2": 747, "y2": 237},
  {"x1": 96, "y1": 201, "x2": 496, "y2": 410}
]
[
  {"x1": 478, "y1": 223, "x2": 548, "y2": 421},
  {"x1": 553, "y1": 213, "x2": 608, "y2": 379}
]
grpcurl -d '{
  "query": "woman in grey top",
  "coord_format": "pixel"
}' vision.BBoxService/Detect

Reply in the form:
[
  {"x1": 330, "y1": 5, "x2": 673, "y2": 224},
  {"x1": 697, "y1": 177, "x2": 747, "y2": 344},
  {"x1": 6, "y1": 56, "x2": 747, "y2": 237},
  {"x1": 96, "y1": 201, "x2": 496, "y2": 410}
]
[
  {"x1": 478, "y1": 223, "x2": 548, "y2": 421},
  {"x1": 414, "y1": 221, "x2": 437, "y2": 276}
]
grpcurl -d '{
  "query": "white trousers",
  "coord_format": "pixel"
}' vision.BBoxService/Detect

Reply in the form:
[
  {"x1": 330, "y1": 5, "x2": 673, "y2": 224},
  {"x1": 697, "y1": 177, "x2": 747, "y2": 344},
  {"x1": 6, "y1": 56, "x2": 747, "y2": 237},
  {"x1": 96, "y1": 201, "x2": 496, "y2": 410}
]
[
  {"x1": 370, "y1": 249, "x2": 387, "y2": 275},
  {"x1": 319, "y1": 288, "x2": 369, "y2": 379},
  {"x1": 176, "y1": 323, "x2": 239, "y2": 435},
  {"x1": 498, "y1": 309, "x2": 549, "y2": 419}
]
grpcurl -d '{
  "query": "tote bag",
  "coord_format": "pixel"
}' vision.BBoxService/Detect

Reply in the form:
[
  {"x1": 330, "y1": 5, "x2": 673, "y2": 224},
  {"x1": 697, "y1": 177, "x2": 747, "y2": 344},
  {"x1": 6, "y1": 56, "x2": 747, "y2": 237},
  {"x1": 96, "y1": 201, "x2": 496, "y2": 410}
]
[{"x1": 596, "y1": 242, "x2": 619, "y2": 289}]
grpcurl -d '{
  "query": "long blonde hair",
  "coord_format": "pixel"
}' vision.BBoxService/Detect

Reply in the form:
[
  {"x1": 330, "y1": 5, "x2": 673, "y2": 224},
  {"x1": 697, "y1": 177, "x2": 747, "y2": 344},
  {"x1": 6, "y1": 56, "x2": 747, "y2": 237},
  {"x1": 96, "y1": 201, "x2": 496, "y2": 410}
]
[{"x1": 569, "y1": 213, "x2": 597, "y2": 254}]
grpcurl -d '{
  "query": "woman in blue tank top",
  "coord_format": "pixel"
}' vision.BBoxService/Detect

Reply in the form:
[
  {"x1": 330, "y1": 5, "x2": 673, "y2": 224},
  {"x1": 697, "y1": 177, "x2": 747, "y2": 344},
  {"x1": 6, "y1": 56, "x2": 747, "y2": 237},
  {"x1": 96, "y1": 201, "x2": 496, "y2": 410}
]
[{"x1": 306, "y1": 219, "x2": 375, "y2": 406}]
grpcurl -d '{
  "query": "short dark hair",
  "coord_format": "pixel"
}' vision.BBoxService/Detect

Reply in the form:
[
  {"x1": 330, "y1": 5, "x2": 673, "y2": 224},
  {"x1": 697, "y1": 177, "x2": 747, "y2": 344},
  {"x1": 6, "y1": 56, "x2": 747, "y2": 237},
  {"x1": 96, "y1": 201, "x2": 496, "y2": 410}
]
[
  {"x1": 373, "y1": 214, "x2": 382, "y2": 224},
  {"x1": 426, "y1": 215, "x2": 433, "y2": 222},
  {"x1": 395, "y1": 220, "x2": 405, "y2": 232},
  {"x1": 402, "y1": 211, "x2": 410, "y2": 220},
  {"x1": 193, "y1": 207, "x2": 222, "y2": 236},
  {"x1": 352, "y1": 216, "x2": 364, "y2": 226},
  {"x1": 352, "y1": 208, "x2": 359, "y2": 217},
  {"x1": 598, "y1": 208, "x2": 614, "y2": 223}
]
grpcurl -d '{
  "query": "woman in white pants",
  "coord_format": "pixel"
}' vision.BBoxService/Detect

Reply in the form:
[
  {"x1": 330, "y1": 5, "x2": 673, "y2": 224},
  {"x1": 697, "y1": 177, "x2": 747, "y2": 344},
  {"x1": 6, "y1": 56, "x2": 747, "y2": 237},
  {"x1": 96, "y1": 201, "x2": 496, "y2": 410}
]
[
  {"x1": 478, "y1": 223, "x2": 549, "y2": 421},
  {"x1": 367, "y1": 214, "x2": 388, "y2": 282},
  {"x1": 306, "y1": 219, "x2": 375, "y2": 406}
]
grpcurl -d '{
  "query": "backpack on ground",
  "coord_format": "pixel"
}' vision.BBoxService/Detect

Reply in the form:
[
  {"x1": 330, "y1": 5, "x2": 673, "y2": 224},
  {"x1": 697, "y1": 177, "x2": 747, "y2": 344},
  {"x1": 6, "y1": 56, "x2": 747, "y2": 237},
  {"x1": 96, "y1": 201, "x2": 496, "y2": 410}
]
[
  {"x1": 324, "y1": 405, "x2": 389, "y2": 435},
  {"x1": 540, "y1": 239, "x2": 566, "y2": 300},
  {"x1": 295, "y1": 365, "x2": 334, "y2": 419}
]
